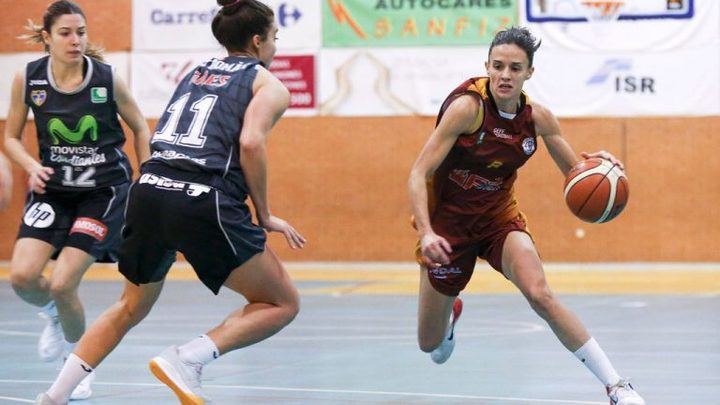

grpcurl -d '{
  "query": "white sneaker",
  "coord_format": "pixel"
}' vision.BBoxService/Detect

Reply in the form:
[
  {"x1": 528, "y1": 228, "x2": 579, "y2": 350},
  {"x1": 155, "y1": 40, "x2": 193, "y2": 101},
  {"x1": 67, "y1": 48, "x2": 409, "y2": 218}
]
[
  {"x1": 607, "y1": 378, "x2": 645, "y2": 405},
  {"x1": 69, "y1": 369, "x2": 95, "y2": 400},
  {"x1": 149, "y1": 345, "x2": 211, "y2": 405},
  {"x1": 34, "y1": 393, "x2": 60, "y2": 405},
  {"x1": 430, "y1": 297, "x2": 463, "y2": 364},
  {"x1": 38, "y1": 302, "x2": 64, "y2": 362}
]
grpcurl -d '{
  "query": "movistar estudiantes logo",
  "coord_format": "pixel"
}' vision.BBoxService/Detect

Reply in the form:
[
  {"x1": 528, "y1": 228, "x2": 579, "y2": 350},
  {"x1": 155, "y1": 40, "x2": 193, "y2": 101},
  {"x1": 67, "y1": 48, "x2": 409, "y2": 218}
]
[{"x1": 47, "y1": 115, "x2": 98, "y2": 145}]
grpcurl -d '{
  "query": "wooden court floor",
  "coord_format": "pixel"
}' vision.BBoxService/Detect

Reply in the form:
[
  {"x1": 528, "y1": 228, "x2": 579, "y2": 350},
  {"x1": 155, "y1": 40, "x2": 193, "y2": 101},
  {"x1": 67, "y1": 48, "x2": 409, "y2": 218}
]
[{"x1": 0, "y1": 262, "x2": 718, "y2": 404}]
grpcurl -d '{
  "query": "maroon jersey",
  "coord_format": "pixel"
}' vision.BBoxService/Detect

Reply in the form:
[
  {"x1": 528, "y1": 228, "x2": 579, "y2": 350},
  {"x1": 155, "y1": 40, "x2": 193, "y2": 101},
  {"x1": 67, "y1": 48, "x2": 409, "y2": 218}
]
[{"x1": 430, "y1": 77, "x2": 537, "y2": 225}]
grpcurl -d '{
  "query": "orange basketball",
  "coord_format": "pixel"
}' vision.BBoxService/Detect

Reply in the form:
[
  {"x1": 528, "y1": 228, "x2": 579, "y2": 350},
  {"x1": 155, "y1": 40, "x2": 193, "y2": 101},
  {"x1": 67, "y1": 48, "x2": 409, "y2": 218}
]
[{"x1": 563, "y1": 158, "x2": 629, "y2": 223}]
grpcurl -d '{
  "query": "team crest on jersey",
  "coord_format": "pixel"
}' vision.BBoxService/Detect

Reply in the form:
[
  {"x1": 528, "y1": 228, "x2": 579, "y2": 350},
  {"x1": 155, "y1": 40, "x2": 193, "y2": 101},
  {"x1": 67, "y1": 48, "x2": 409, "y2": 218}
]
[
  {"x1": 522, "y1": 137, "x2": 536, "y2": 155},
  {"x1": 91, "y1": 87, "x2": 107, "y2": 103},
  {"x1": 31, "y1": 90, "x2": 47, "y2": 106}
]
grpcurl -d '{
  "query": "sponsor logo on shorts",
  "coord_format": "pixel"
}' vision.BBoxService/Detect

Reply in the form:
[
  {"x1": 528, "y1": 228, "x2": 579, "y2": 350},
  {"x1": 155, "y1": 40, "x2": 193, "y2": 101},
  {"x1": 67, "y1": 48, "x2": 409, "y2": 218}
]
[
  {"x1": 429, "y1": 266, "x2": 462, "y2": 280},
  {"x1": 522, "y1": 137, "x2": 536, "y2": 155},
  {"x1": 139, "y1": 173, "x2": 211, "y2": 197},
  {"x1": 70, "y1": 217, "x2": 107, "y2": 241},
  {"x1": 23, "y1": 202, "x2": 55, "y2": 228}
]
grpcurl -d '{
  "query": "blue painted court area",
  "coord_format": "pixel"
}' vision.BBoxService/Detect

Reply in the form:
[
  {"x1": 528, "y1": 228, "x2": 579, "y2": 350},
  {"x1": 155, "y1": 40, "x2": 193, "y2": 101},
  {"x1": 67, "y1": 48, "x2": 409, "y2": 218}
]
[{"x1": 0, "y1": 279, "x2": 718, "y2": 404}]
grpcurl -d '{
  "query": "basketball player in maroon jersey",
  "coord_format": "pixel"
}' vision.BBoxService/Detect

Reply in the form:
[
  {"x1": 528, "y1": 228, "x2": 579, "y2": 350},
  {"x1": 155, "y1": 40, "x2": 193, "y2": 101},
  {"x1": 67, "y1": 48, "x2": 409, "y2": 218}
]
[{"x1": 408, "y1": 27, "x2": 644, "y2": 405}]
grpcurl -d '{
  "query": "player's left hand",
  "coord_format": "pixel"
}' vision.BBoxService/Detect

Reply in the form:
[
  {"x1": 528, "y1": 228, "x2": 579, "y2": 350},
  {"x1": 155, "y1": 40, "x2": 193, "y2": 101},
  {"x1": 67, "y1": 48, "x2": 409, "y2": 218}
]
[
  {"x1": 581, "y1": 150, "x2": 625, "y2": 171},
  {"x1": 261, "y1": 215, "x2": 307, "y2": 249}
]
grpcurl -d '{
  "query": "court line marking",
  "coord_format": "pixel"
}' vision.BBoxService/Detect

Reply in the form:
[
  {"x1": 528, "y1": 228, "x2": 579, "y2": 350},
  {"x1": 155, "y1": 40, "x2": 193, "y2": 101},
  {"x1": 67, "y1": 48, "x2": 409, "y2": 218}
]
[
  {"x1": 0, "y1": 380, "x2": 605, "y2": 404},
  {"x1": 0, "y1": 396, "x2": 33, "y2": 404}
]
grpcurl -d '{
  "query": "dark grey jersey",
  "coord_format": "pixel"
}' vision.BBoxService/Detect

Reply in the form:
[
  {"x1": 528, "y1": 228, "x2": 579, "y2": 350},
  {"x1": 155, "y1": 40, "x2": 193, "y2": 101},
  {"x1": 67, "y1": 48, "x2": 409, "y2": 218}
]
[
  {"x1": 148, "y1": 56, "x2": 261, "y2": 200},
  {"x1": 25, "y1": 55, "x2": 132, "y2": 190}
]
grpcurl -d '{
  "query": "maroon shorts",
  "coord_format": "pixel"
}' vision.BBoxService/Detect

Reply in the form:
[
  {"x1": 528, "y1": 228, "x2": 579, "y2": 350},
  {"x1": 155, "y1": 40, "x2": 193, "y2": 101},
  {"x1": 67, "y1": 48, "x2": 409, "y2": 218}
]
[{"x1": 414, "y1": 213, "x2": 533, "y2": 296}]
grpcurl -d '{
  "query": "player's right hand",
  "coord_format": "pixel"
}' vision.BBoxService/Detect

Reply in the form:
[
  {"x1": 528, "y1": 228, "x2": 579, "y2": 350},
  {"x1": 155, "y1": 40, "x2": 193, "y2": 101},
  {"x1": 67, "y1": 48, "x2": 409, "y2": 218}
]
[
  {"x1": 420, "y1": 232, "x2": 452, "y2": 266},
  {"x1": 261, "y1": 215, "x2": 307, "y2": 250},
  {"x1": 28, "y1": 166, "x2": 53, "y2": 194}
]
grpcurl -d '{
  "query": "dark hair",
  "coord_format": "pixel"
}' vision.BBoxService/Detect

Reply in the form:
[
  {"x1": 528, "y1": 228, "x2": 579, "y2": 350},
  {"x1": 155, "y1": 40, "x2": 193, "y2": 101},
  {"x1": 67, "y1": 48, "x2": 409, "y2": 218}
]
[
  {"x1": 20, "y1": 0, "x2": 104, "y2": 61},
  {"x1": 212, "y1": 0, "x2": 274, "y2": 53},
  {"x1": 489, "y1": 27, "x2": 541, "y2": 67}
]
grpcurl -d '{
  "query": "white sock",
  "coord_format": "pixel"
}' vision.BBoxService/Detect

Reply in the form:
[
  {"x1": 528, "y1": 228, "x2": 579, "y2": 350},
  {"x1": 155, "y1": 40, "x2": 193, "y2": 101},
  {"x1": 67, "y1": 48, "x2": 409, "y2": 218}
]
[
  {"x1": 46, "y1": 353, "x2": 93, "y2": 403},
  {"x1": 574, "y1": 337, "x2": 621, "y2": 386},
  {"x1": 178, "y1": 334, "x2": 220, "y2": 366}
]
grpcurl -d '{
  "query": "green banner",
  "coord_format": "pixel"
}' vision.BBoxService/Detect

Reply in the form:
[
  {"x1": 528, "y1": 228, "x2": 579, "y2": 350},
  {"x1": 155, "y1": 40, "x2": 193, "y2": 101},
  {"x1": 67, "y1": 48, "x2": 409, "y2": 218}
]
[{"x1": 323, "y1": 0, "x2": 518, "y2": 47}]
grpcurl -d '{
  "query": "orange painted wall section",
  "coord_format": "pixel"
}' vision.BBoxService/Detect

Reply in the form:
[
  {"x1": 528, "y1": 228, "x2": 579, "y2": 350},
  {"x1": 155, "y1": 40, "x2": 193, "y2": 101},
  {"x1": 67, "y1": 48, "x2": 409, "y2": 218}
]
[
  {"x1": 0, "y1": 0, "x2": 131, "y2": 53},
  {"x1": 2, "y1": 116, "x2": 719, "y2": 262},
  {"x1": 0, "y1": 1, "x2": 717, "y2": 262}
]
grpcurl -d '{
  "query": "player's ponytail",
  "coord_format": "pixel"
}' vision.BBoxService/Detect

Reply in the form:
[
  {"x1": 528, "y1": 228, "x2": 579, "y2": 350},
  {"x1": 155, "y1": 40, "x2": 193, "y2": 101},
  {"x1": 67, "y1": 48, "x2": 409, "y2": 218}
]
[{"x1": 18, "y1": 1, "x2": 105, "y2": 62}]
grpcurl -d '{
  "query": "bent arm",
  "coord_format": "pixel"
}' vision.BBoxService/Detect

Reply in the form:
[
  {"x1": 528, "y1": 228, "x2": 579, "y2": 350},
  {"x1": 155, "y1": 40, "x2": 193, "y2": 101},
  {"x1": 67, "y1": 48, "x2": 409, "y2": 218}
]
[
  {"x1": 408, "y1": 95, "x2": 480, "y2": 237},
  {"x1": 114, "y1": 75, "x2": 151, "y2": 165},
  {"x1": 3, "y1": 71, "x2": 37, "y2": 173},
  {"x1": 534, "y1": 103, "x2": 578, "y2": 177},
  {"x1": 239, "y1": 68, "x2": 289, "y2": 225}
]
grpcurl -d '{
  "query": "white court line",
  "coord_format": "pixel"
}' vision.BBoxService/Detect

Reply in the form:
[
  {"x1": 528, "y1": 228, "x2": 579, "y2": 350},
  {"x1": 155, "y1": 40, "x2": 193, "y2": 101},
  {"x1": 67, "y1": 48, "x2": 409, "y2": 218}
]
[
  {"x1": 0, "y1": 395, "x2": 33, "y2": 403},
  {"x1": 0, "y1": 379, "x2": 605, "y2": 404}
]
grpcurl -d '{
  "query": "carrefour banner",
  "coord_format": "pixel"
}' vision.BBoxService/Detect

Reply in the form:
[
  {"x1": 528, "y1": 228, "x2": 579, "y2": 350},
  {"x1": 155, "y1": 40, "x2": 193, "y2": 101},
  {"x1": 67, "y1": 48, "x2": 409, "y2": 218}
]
[
  {"x1": 133, "y1": 0, "x2": 321, "y2": 51},
  {"x1": 524, "y1": 45, "x2": 720, "y2": 117},
  {"x1": 132, "y1": 52, "x2": 316, "y2": 118},
  {"x1": 319, "y1": 48, "x2": 482, "y2": 116},
  {"x1": 322, "y1": 0, "x2": 517, "y2": 47}
]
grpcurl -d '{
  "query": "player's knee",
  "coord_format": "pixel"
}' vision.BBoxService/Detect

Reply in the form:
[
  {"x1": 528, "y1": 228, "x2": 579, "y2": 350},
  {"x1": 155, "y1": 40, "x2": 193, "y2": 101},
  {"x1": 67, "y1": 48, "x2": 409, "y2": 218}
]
[
  {"x1": 280, "y1": 295, "x2": 300, "y2": 325},
  {"x1": 526, "y1": 286, "x2": 556, "y2": 316},
  {"x1": 10, "y1": 271, "x2": 39, "y2": 294},
  {"x1": 48, "y1": 280, "x2": 77, "y2": 302},
  {"x1": 117, "y1": 298, "x2": 152, "y2": 327}
]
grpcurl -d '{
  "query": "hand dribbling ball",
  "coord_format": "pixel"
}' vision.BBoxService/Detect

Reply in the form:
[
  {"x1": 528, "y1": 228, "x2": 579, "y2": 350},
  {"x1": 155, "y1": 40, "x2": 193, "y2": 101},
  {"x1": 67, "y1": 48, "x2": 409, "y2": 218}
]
[{"x1": 563, "y1": 158, "x2": 629, "y2": 223}]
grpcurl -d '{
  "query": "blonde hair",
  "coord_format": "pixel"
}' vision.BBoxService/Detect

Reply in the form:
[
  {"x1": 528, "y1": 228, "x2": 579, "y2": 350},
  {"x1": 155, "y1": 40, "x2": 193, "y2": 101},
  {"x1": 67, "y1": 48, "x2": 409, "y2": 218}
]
[{"x1": 19, "y1": 7, "x2": 105, "y2": 62}]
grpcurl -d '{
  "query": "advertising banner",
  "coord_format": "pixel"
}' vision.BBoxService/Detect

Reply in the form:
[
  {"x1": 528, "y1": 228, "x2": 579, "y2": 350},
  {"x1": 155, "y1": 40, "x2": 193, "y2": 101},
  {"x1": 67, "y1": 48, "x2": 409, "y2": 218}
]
[
  {"x1": 322, "y1": 0, "x2": 518, "y2": 47},
  {"x1": 133, "y1": 0, "x2": 321, "y2": 51},
  {"x1": 524, "y1": 45, "x2": 720, "y2": 117},
  {"x1": 520, "y1": 0, "x2": 713, "y2": 52},
  {"x1": 269, "y1": 55, "x2": 316, "y2": 111},
  {"x1": 319, "y1": 48, "x2": 484, "y2": 116},
  {"x1": 132, "y1": 52, "x2": 316, "y2": 118}
]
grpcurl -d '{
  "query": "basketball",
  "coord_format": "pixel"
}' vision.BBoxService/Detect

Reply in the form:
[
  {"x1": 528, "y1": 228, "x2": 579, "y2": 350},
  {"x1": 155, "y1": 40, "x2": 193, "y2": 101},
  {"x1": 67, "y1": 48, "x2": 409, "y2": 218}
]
[{"x1": 563, "y1": 158, "x2": 629, "y2": 223}]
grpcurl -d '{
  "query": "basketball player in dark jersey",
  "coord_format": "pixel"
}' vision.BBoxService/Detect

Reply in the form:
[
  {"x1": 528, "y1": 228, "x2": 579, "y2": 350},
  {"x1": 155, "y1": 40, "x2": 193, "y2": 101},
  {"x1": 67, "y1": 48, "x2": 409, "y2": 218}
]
[
  {"x1": 409, "y1": 27, "x2": 645, "y2": 405},
  {"x1": 3, "y1": 1, "x2": 150, "y2": 401},
  {"x1": 35, "y1": 1, "x2": 303, "y2": 404}
]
